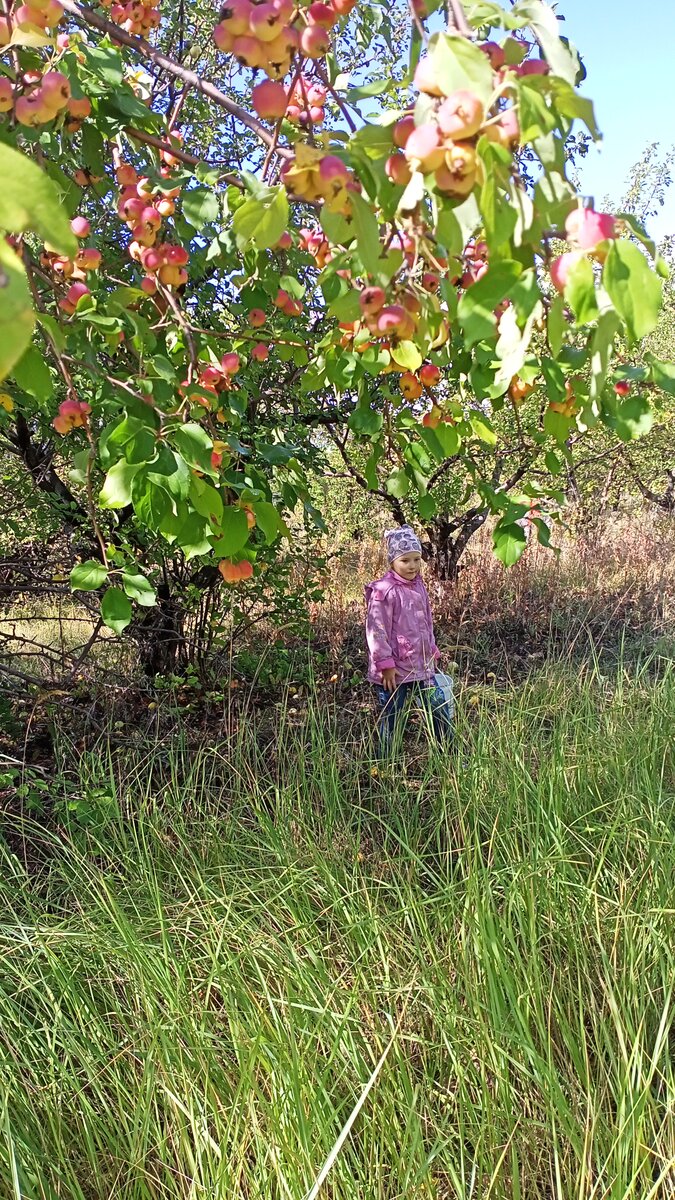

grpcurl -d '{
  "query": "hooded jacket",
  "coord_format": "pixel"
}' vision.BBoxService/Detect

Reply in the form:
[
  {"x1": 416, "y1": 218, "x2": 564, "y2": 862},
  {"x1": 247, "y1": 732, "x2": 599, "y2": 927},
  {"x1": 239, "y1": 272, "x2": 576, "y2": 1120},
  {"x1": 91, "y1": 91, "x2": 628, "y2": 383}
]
[{"x1": 364, "y1": 570, "x2": 440, "y2": 684}]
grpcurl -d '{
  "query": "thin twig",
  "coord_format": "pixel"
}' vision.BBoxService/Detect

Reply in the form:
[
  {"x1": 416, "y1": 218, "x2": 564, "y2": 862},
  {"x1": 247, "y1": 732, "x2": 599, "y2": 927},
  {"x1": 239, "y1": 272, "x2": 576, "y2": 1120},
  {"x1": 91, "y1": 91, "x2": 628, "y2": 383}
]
[
  {"x1": 160, "y1": 283, "x2": 197, "y2": 382},
  {"x1": 124, "y1": 126, "x2": 243, "y2": 187}
]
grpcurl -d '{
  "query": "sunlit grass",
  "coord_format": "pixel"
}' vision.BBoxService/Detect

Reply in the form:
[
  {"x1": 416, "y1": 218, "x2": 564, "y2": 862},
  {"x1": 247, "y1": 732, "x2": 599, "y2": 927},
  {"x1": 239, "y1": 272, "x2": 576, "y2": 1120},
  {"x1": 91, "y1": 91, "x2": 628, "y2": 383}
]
[{"x1": 1, "y1": 658, "x2": 674, "y2": 1198}]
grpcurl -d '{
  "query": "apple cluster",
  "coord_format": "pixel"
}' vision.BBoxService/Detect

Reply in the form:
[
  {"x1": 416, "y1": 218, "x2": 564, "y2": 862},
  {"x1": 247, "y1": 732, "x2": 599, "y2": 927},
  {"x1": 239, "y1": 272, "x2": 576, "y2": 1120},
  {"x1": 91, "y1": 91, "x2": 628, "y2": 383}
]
[
  {"x1": 113, "y1": 157, "x2": 189, "y2": 290},
  {"x1": 0, "y1": 66, "x2": 90, "y2": 129},
  {"x1": 548, "y1": 381, "x2": 579, "y2": 418},
  {"x1": 420, "y1": 404, "x2": 455, "y2": 429},
  {"x1": 213, "y1": 0, "x2": 355, "y2": 79},
  {"x1": 218, "y1": 558, "x2": 254, "y2": 583},
  {"x1": 281, "y1": 146, "x2": 357, "y2": 215},
  {"x1": 252, "y1": 75, "x2": 326, "y2": 125},
  {"x1": 384, "y1": 40, "x2": 537, "y2": 198},
  {"x1": 99, "y1": 0, "x2": 160, "y2": 37},
  {"x1": 40, "y1": 216, "x2": 100, "y2": 314},
  {"x1": 180, "y1": 353, "x2": 241, "y2": 411},
  {"x1": 339, "y1": 280, "x2": 447, "y2": 362},
  {"x1": 273, "y1": 287, "x2": 303, "y2": 317},
  {"x1": 550, "y1": 208, "x2": 618, "y2": 292},
  {"x1": 298, "y1": 226, "x2": 332, "y2": 268},
  {"x1": 52, "y1": 398, "x2": 91, "y2": 434},
  {"x1": 0, "y1": 0, "x2": 63, "y2": 42},
  {"x1": 399, "y1": 363, "x2": 441, "y2": 401}
]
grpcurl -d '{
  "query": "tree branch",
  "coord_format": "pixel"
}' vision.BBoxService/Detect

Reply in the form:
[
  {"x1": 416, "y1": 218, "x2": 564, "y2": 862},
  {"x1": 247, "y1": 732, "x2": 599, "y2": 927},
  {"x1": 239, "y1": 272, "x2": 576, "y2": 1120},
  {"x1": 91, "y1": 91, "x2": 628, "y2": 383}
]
[
  {"x1": 59, "y1": 0, "x2": 291, "y2": 157},
  {"x1": 326, "y1": 426, "x2": 407, "y2": 524},
  {"x1": 124, "y1": 126, "x2": 243, "y2": 187}
]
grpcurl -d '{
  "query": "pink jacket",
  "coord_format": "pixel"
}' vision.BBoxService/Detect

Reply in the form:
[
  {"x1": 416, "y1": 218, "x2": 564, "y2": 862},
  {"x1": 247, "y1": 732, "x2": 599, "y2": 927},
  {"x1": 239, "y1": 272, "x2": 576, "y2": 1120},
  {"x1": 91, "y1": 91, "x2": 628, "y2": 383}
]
[{"x1": 365, "y1": 571, "x2": 441, "y2": 684}]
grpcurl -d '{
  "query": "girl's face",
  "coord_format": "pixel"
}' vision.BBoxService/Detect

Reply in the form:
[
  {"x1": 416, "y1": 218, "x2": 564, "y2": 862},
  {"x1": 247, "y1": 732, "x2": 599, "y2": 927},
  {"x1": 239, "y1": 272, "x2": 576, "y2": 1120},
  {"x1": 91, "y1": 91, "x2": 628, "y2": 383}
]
[{"x1": 391, "y1": 551, "x2": 422, "y2": 581}]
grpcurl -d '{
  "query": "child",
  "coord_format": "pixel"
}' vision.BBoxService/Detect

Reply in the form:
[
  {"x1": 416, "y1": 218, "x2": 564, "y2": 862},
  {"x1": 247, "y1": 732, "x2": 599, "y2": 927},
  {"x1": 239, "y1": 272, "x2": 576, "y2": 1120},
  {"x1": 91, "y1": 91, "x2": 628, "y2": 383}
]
[{"x1": 365, "y1": 526, "x2": 453, "y2": 755}]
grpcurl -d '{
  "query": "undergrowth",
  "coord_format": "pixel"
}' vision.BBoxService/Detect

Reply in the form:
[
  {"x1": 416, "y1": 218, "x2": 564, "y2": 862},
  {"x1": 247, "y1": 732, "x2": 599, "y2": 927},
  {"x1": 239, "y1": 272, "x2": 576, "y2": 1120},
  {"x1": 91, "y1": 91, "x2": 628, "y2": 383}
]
[{"x1": 1, "y1": 655, "x2": 674, "y2": 1199}]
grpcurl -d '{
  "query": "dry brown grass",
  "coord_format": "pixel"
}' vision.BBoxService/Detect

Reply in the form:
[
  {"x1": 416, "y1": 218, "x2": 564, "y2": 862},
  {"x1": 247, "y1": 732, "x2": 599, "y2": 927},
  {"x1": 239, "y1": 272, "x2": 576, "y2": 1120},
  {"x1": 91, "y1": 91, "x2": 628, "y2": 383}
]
[{"x1": 311, "y1": 512, "x2": 675, "y2": 682}]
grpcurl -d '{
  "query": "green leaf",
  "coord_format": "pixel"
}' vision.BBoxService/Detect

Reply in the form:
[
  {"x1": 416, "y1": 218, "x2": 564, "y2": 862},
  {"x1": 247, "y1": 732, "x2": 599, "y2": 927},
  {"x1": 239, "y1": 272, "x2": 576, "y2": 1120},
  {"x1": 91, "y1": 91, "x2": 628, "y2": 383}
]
[
  {"x1": 646, "y1": 354, "x2": 675, "y2": 396},
  {"x1": 0, "y1": 240, "x2": 35, "y2": 381},
  {"x1": 151, "y1": 355, "x2": 176, "y2": 382},
  {"x1": 189, "y1": 477, "x2": 224, "y2": 525},
  {"x1": 512, "y1": 0, "x2": 579, "y2": 84},
  {"x1": 70, "y1": 560, "x2": 108, "y2": 592},
  {"x1": 605, "y1": 394, "x2": 654, "y2": 442},
  {"x1": 549, "y1": 79, "x2": 599, "y2": 139},
  {"x1": 10, "y1": 344, "x2": 53, "y2": 401},
  {"x1": 428, "y1": 32, "x2": 495, "y2": 104},
  {"x1": 253, "y1": 501, "x2": 281, "y2": 544},
  {"x1": 106, "y1": 416, "x2": 156, "y2": 465},
  {"x1": 320, "y1": 205, "x2": 354, "y2": 247},
  {"x1": 175, "y1": 512, "x2": 214, "y2": 560},
  {"x1": 213, "y1": 506, "x2": 250, "y2": 556},
  {"x1": 417, "y1": 493, "x2": 437, "y2": 519},
  {"x1": 147, "y1": 446, "x2": 191, "y2": 499},
  {"x1": 544, "y1": 405, "x2": 574, "y2": 444},
  {"x1": 134, "y1": 480, "x2": 173, "y2": 530},
  {"x1": 81, "y1": 123, "x2": 107, "y2": 177},
  {"x1": 433, "y1": 421, "x2": 461, "y2": 457},
  {"x1": 540, "y1": 356, "x2": 567, "y2": 405},
  {"x1": 348, "y1": 398, "x2": 383, "y2": 436},
  {"x1": 458, "y1": 260, "x2": 523, "y2": 347},
  {"x1": 386, "y1": 467, "x2": 410, "y2": 499},
  {"x1": 171, "y1": 423, "x2": 216, "y2": 477},
  {"x1": 329, "y1": 288, "x2": 362, "y2": 322},
  {"x1": 182, "y1": 186, "x2": 221, "y2": 231},
  {"x1": 0, "y1": 144, "x2": 77, "y2": 257},
  {"x1": 616, "y1": 212, "x2": 669, "y2": 276},
  {"x1": 564, "y1": 255, "x2": 599, "y2": 325},
  {"x1": 391, "y1": 341, "x2": 422, "y2": 371},
  {"x1": 81, "y1": 42, "x2": 124, "y2": 85},
  {"x1": 493, "y1": 520, "x2": 527, "y2": 566},
  {"x1": 364, "y1": 442, "x2": 383, "y2": 487},
  {"x1": 434, "y1": 202, "x2": 463, "y2": 256},
  {"x1": 345, "y1": 79, "x2": 391, "y2": 102},
  {"x1": 480, "y1": 175, "x2": 517, "y2": 251},
  {"x1": 603, "y1": 240, "x2": 662, "y2": 344},
  {"x1": 101, "y1": 587, "x2": 132, "y2": 634},
  {"x1": 121, "y1": 570, "x2": 157, "y2": 607},
  {"x1": 532, "y1": 517, "x2": 553, "y2": 548},
  {"x1": 100, "y1": 460, "x2": 141, "y2": 509},
  {"x1": 545, "y1": 449, "x2": 562, "y2": 475},
  {"x1": 589, "y1": 310, "x2": 620, "y2": 408},
  {"x1": 470, "y1": 414, "x2": 497, "y2": 445},
  {"x1": 36, "y1": 312, "x2": 66, "y2": 354},
  {"x1": 349, "y1": 191, "x2": 382, "y2": 278},
  {"x1": 233, "y1": 186, "x2": 288, "y2": 251}
]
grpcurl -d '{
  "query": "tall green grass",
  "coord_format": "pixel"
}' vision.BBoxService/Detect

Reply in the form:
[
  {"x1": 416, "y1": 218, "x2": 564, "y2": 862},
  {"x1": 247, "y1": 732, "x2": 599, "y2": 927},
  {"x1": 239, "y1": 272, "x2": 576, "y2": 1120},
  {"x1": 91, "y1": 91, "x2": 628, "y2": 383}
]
[{"x1": 1, "y1": 659, "x2": 674, "y2": 1199}]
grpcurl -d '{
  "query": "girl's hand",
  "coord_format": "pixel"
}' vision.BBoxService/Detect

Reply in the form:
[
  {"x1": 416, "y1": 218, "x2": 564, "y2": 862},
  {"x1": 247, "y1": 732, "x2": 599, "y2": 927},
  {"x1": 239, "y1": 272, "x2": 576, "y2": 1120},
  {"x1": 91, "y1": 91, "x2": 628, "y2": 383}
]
[{"x1": 381, "y1": 668, "x2": 397, "y2": 693}]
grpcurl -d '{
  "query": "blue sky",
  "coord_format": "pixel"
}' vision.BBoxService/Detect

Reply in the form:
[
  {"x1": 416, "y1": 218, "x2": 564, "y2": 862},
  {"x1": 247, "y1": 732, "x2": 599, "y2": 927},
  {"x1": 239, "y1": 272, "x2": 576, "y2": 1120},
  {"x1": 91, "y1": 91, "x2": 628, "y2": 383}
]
[{"x1": 559, "y1": 0, "x2": 674, "y2": 240}]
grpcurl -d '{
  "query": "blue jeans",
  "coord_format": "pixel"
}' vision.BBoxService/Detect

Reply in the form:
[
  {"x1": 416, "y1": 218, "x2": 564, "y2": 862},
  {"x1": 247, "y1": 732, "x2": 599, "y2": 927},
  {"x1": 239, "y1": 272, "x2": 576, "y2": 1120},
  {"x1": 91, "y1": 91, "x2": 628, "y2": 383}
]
[{"x1": 374, "y1": 679, "x2": 453, "y2": 756}]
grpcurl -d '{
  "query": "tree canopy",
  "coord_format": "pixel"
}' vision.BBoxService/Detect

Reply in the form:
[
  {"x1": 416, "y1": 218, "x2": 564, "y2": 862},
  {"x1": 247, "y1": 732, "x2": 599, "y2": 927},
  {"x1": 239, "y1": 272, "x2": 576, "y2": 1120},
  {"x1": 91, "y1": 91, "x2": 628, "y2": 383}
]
[{"x1": 0, "y1": 0, "x2": 673, "y2": 628}]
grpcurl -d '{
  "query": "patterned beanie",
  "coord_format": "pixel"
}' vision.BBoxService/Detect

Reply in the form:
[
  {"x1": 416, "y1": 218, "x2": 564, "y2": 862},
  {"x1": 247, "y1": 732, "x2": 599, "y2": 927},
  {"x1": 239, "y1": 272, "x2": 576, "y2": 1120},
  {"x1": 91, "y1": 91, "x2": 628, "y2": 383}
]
[{"x1": 385, "y1": 525, "x2": 422, "y2": 563}]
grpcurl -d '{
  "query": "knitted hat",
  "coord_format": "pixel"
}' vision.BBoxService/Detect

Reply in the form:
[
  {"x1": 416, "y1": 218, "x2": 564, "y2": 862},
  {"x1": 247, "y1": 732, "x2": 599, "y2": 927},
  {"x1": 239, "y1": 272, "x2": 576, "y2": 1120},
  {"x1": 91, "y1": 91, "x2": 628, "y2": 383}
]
[{"x1": 385, "y1": 525, "x2": 422, "y2": 563}]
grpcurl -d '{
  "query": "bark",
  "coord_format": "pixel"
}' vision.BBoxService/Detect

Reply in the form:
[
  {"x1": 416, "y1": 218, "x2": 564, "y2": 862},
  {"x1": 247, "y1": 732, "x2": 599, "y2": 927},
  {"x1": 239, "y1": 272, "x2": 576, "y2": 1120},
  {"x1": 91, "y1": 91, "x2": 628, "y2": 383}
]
[
  {"x1": 134, "y1": 584, "x2": 187, "y2": 678},
  {"x1": 10, "y1": 414, "x2": 87, "y2": 530},
  {"x1": 426, "y1": 508, "x2": 489, "y2": 581}
]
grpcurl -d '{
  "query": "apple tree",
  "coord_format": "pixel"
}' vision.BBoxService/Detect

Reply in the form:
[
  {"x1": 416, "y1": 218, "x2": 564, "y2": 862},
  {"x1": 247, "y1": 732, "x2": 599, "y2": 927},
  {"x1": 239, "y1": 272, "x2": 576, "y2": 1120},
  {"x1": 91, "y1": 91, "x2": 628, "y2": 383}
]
[{"x1": 0, "y1": 0, "x2": 673, "y2": 644}]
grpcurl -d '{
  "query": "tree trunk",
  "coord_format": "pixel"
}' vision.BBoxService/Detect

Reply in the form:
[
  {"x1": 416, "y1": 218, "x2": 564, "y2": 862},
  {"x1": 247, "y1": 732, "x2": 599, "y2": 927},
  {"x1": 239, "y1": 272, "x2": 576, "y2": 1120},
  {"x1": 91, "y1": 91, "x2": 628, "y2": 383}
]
[
  {"x1": 134, "y1": 584, "x2": 187, "y2": 678},
  {"x1": 427, "y1": 509, "x2": 489, "y2": 581}
]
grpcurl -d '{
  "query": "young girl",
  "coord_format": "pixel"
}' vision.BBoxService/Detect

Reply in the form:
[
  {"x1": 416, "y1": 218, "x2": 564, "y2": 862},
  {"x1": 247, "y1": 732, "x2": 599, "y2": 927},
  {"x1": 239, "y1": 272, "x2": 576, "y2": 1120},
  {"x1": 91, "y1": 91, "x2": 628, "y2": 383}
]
[{"x1": 365, "y1": 526, "x2": 453, "y2": 754}]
